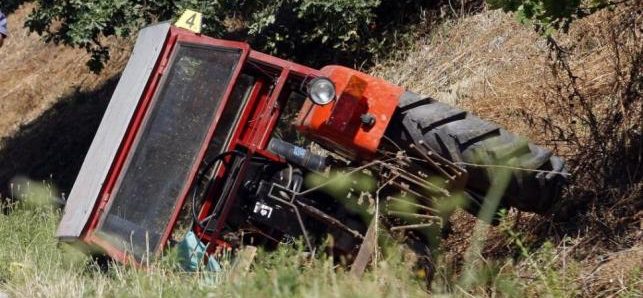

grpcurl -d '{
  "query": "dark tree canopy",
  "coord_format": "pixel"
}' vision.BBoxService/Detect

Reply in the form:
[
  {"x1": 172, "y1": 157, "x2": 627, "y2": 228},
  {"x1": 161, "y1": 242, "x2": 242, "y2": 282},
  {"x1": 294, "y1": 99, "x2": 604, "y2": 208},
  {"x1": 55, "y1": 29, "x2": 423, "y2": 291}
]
[
  {"x1": 7, "y1": 0, "x2": 622, "y2": 72},
  {"x1": 22, "y1": 0, "x2": 449, "y2": 72},
  {"x1": 0, "y1": 0, "x2": 25, "y2": 14},
  {"x1": 487, "y1": 0, "x2": 624, "y2": 34}
]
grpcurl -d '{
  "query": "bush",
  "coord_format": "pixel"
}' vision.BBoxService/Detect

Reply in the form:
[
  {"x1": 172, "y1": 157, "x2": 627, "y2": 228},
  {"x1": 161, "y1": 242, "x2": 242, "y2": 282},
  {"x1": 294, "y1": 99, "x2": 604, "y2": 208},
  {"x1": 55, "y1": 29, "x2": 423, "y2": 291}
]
[
  {"x1": 487, "y1": 0, "x2": 621, "y2": 34},
  {"x1": 24, "y1": 0, "x2": 450, "y2": 72},
  {"x1": 0, "y1": 0, "x2": 25, "y2": 14}
]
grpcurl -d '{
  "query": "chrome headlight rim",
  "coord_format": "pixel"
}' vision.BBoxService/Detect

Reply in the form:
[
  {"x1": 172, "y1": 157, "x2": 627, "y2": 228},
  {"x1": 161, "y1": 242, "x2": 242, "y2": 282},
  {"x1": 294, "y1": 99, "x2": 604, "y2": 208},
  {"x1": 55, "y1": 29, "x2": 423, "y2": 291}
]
[{"x1": 307, "y1": 77, "x2": 336, "y2": 106}]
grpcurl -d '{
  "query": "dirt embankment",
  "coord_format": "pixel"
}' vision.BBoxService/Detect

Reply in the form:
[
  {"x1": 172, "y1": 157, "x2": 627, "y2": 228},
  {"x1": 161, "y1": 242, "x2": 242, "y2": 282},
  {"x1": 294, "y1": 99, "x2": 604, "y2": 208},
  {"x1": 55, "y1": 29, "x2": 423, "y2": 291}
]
[
  {"x1": 0, "y1": 4, "x2": 131, "y2": 196},
  {"x1": 0, "y1": 4, "x2": 130, "y2": 139},
  {"x1": 373, "y1": 5, "x2": 641, "y2": 296}
]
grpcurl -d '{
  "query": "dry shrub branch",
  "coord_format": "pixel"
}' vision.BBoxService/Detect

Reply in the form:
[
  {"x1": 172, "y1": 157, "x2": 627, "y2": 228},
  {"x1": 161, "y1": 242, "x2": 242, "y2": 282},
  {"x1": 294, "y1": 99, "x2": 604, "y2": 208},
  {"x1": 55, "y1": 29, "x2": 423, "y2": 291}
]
[
  {"x1": 373, "y1": 3, "x2": 641, "y2": 295},
  {"x1": 503, "y1": 4, "x2": 642, "y2": 295},
  {"x1": 525, "y1": 3, "x2": 641, "y2": 234}
]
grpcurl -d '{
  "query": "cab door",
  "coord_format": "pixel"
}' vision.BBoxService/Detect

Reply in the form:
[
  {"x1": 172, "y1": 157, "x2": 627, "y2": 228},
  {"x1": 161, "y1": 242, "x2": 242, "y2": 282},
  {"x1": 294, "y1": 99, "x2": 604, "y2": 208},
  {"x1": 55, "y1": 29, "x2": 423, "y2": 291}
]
[{"x1": 57, "y1": 24, "x2": 250, "y2": 263}]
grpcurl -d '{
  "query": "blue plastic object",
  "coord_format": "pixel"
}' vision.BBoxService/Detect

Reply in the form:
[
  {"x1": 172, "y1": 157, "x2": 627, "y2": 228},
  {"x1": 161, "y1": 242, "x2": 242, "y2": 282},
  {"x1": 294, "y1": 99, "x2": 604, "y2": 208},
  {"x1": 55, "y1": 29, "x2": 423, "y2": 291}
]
[
  {"x1": 0, "y1": 11, "x2": 7, "y2": 37},
  {"x1": 176, "y1": 231, "x2": 221, "y2": 272}
]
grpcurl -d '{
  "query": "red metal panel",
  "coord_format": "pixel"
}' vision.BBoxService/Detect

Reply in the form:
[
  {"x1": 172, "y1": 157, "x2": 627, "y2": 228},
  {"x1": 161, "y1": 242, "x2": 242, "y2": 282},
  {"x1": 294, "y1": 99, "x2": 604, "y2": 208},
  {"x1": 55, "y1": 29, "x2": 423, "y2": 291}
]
[
  {"x1": 82, "y1": 27, "x2": 251, "y2": 264},
  {"x1": 252, "y1": 68, "x2": 290, "y2": 148},
  {"x1": 295, "y1": 65, "x2": 403, "y2": 159},
  {"x1": 240, "y1": 83, "x2": 273, "y2": 146},
  {"x1": 249, "y1": 50, "x2": 321, "y2": 78}
]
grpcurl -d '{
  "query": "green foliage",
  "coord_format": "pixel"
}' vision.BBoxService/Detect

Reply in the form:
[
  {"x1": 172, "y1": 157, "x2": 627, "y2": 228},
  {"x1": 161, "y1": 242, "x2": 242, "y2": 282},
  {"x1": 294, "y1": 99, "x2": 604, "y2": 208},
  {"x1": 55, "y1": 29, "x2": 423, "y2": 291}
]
[
  {"x1": 0, "y1": 0, "x2": 25, "y2": 14},
  {"x1": 246, "y1": 0, "x2": 380, "y2": 63},
  {"x1": 25, "y1": 0, "x2": 434, "y2": 72},
  {"x1": 26, "y1": 0, "x2": 154, "y2": 71},
  {"x1": 486, "y1": 0, "x2": 617, "y2": 35}
]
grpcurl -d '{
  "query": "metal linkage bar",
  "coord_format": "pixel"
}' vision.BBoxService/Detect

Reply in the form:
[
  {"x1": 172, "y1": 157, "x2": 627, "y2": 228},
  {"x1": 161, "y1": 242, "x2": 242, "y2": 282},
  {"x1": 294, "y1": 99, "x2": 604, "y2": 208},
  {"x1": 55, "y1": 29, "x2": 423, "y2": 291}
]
[
  {"x1": 389, "y1": 222, "x2": 441, "y2": 232},
  {"x1": 295, "y1": 200, "x2": 364, "y2": 240},
  {"x1": 387, "y1": 196, "x2": 440, "y2": 214}
]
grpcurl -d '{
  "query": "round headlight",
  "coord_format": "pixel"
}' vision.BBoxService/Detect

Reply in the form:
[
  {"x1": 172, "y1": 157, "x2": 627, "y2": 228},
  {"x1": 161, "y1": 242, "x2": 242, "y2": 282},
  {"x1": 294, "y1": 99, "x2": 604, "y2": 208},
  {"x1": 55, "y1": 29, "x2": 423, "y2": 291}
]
[{"x1": 308, "y1": 77, "x2": 336, "y2": 105}]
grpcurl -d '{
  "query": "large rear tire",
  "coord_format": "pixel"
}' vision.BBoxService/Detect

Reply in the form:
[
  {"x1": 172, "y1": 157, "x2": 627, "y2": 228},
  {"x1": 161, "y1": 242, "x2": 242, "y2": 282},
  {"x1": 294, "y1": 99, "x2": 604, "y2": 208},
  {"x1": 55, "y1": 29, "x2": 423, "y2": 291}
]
[{"x1": 385, "y1": 92, "x2": 567, "y2": 214}]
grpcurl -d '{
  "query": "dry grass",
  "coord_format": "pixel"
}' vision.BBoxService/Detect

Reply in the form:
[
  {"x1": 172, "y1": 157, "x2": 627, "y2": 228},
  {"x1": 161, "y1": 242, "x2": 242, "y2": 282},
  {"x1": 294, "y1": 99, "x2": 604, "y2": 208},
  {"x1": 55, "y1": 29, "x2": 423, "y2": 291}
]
[
  {"x1": 372, "y1": 10, "x2": 551, "y2": 139},
  {"x1": 373, "y1": 4, "x2": 641, "y2": 297},
  {"x1": 0, "y1": 3, "x2": 130, "y2": 140},
  {"x1": 1, "y1": 191, "x2": 429, "y2": 298}
]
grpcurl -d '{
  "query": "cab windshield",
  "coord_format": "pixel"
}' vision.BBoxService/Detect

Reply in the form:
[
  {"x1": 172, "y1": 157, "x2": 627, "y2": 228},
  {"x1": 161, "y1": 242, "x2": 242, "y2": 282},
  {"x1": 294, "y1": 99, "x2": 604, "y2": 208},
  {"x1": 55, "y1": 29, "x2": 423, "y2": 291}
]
[{"x1": 96, "y1": 43, "x2": 242, "y2": 260}]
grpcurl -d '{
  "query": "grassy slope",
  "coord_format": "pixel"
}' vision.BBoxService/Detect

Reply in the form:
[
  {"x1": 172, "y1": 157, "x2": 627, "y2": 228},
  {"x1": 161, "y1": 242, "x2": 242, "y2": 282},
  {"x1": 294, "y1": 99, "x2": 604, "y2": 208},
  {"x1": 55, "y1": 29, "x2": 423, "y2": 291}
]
[
  {"x1": 1, "y1": 3, "x2": 641, "y2": 298},
  {"x1": 372, "y1": 5, "x2": 642, "y2": 297},
  {"x1": 0, "y1": 4, "x2": 130, "y2": 140},
  {"x1": 1, "y1": 201, "x2": 428, "y2": 297},
  {"x1": 0, "y1": 4, "x2": 131, "y2": 197}
]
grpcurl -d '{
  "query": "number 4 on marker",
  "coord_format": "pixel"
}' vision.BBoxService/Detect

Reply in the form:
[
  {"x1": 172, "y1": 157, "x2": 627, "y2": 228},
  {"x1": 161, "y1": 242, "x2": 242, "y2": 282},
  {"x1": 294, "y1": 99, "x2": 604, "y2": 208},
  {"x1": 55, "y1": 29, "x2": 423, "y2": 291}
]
[{"x1": 175, "y1": 10, "x2": 203, "y2": 33}]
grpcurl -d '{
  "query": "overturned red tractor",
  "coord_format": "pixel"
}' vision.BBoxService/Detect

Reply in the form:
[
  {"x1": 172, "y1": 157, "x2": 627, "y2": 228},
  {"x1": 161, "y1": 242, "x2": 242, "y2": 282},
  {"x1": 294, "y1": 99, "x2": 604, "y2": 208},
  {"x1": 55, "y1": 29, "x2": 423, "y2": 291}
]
[{"x1": 57, "y1": 23, "x2": 567, "y2": 273}]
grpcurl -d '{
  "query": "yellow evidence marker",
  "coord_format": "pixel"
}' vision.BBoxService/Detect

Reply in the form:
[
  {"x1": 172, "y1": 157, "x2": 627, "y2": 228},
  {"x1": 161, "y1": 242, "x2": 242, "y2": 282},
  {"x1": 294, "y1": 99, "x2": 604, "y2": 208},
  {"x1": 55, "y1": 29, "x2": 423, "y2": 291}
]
[{"x1": 175, "y1": 10, "x2": 203, "y2": 33}]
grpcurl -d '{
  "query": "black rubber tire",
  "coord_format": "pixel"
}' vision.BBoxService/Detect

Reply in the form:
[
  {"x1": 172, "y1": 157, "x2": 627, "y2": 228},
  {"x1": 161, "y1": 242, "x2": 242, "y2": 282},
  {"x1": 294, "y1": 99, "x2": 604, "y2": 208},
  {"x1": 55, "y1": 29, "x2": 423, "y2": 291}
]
[{"x1": 385, "y1": 92, "x2": 567, "y2": 214}]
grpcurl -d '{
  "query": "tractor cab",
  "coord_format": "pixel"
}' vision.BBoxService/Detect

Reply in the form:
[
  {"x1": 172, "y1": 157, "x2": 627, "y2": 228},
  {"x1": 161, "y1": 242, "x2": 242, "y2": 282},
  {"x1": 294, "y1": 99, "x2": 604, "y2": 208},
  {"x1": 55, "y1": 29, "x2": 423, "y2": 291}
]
[{"x1": 56, "y1": 22, "x2": 403, "y2": 264}]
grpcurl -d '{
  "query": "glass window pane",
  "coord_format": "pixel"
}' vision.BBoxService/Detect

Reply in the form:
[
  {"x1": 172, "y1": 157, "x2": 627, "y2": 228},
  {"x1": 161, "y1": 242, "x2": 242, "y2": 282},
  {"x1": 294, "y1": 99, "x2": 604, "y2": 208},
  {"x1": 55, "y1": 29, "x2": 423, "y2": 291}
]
[{"x1": 97, "y1": 44, "x2": 241, "y2": 260}]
